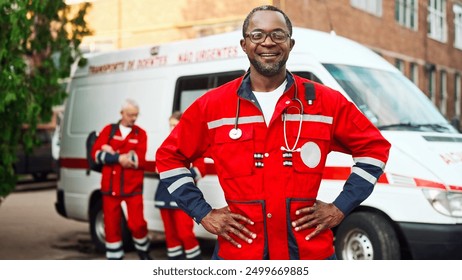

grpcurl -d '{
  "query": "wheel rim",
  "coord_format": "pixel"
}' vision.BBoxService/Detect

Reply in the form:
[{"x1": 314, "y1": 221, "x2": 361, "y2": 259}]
[
  {"x1": 95, "y1": 211, "x2": 106, "y2": 245},
  {"x1": 342, "y1": 229, "x2": 374, "y2": 260}
]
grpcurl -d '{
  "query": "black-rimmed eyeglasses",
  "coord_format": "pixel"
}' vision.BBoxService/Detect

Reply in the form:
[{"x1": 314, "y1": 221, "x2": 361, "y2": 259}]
[{"x1": 245, "y1": 30, "x2": 290, "y2": 44}]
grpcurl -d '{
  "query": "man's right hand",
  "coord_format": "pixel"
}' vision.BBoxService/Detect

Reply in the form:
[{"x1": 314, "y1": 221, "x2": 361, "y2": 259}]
[
  {"x1": 118, "y1": 153, "x2": 135, "y2": 168},
  {"x1": 200, "y1": 206, "x2": 257, "y2": 248}
]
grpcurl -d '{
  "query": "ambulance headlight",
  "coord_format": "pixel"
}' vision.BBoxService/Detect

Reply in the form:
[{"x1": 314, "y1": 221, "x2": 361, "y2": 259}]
[{"x1": 422, "y1": 189, "x2": 462, "y2": 217}]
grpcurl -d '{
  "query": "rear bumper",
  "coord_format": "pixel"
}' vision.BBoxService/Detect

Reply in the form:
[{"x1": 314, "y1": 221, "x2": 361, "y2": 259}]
[{"x1": 398, "y1": 222, "x2": 462, "y2": 260}]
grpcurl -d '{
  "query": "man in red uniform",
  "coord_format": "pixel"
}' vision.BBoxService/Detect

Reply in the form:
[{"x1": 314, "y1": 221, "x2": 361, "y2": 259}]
[
  {"x1": 155, "y1": 5, "x2": 391, "y2": 260},
  {"x1": 92, "y1": 98, "x2": 152, "y2": 260}
]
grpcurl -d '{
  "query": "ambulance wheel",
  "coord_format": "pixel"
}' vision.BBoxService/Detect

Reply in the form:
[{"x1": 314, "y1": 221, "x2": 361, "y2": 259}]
[
  {"x1": 334, "y1": 212, "x2": 400, "y2": 260},
  {"x1": 89, "y1": 199, "x2": 134, "y2": 253}
]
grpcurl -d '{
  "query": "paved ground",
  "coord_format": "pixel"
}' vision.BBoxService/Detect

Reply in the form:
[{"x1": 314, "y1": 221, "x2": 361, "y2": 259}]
[{"x1": 0, "y1": 179, "x2": 214, "y2": 260}]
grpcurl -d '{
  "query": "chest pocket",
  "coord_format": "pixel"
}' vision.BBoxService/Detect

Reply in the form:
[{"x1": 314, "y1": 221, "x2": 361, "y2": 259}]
[
  {"x1": 110, "y1": 136, "x2": 138, "y2": 152},
  {"x1": 212, "y1": 125, "x2": 254, "y2": 179},
  {"x1": 290, "y1": 122, "x2": 331, "y2": 174}
]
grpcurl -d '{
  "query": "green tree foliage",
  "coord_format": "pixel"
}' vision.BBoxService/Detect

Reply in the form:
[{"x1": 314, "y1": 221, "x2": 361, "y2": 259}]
[{"x1": 0, "y1": 1, "x2": 92, "y2": 197}]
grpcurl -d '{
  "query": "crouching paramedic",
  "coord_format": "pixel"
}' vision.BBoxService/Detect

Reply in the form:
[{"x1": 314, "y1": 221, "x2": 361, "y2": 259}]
[
  {"x1": 92, "y1": 98, "x2": 152, "y2": 260},
  {"x1": 155, "y1": 5, "x2": 391, "y2": 260}
]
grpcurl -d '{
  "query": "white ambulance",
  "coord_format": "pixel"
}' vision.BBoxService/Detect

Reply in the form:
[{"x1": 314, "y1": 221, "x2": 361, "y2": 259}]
[{"x1": 55, "y1": 27, "x2": 462, "y2": 260}]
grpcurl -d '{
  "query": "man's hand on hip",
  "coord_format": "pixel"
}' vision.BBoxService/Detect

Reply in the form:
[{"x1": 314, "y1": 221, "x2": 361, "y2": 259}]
[
  {"x1": 200, "y1": 206, "x2": 257, "y2": 248},
  {"x1": 291, "y1": 200, "x2": 345, "y2": 241}
]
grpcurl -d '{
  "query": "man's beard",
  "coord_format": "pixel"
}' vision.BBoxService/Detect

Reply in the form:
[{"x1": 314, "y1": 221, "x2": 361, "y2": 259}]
[{"x1": 249, "y1": 57, "x2": 286, "y2": 77}]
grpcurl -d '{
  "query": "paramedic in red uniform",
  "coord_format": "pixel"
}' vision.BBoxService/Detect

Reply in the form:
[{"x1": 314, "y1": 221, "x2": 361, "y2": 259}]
[
  {"x1": 154, "y1": 111, "x2": 204, "y2": 259},
  {"x1": 92, "y1": 98, "x2": 152, "y2": 260},
  {"x1": 155, "y1": 5, "x2": 391, "y2": 260}
]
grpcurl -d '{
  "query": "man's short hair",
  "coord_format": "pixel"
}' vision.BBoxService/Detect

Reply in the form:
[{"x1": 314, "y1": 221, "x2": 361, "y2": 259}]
[{"x1": 242, "y1": 5, "x2": 293, "y2": 38}]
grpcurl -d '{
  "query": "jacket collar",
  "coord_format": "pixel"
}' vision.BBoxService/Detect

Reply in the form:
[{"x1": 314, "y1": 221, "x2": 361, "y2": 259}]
[{"x1": 237, "y1": 70, "x2": 295, "y2": 101}]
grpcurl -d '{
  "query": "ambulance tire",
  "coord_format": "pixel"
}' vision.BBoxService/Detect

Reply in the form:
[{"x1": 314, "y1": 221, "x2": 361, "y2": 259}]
[
  {"x1": 89, "y1": 199, "x2": 134, "y2": 253},
  {"x1": 334, "y1": 212, "x2": 400, "y2": 260}
]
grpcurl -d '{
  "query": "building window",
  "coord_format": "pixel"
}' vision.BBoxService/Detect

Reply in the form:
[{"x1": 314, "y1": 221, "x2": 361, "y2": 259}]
[
  {"x1": 455, "y1": 73, "x2": 461, "y2": 117},
  {"x1": 428, "y1": 0, "x2": 447, "y2": 42},
  {"x1": 428, "y1": 68, "x2": 436, "y2": 102},
  {"x1": 395, "y1": 59, "x2": 405, "y2": 74},
  {"x1": 454, "y1": 4, "x2": 462, "y2": 49},
  {"x1": 395, "y1": 0, "x2": 418, "y2": 30},
  {"x1": 351, "y1": 0, "x2": 383, "y2": 16},
  {"x1": 410, "y1": 62, "x2": 419, "y2": 85},
  {"x1": 440, "y1": 70, "x2": 447, "y2": 115}
]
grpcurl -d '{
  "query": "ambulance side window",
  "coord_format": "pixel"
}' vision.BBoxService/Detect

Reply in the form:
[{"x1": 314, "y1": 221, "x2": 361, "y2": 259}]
[
  {"x1": 174, "y1": 71, "x2": 245, "y2": 112},
  {"x1": 293, "y1": 71, "x2": 323, "y2": 84}
]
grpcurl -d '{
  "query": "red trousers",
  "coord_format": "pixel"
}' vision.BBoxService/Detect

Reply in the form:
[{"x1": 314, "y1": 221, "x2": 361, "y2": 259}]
[
  {"x1": 103, "y1": 194, "x2": 148, "y2": 243},
  {"x1": 160, "y1": 208, "x2": 200, "y2": 258}
]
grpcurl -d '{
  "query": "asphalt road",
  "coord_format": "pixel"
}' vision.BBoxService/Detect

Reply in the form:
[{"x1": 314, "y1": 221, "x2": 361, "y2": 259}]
[{"x1": 0, "y1": 177, "x2": 214, "y2": 260}]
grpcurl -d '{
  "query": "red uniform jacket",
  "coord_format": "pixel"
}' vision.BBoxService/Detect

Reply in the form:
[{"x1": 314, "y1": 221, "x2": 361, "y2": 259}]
[
  {"x1": 92, "y1": 124, "x2": 147, "y2": 196},
  {"x1": 156, "y1": 72, "x2": 391, "y2": 259}
]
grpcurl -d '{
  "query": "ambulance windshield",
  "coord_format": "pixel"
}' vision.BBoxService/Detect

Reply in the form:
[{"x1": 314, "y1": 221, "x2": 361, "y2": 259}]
[{"x1": 324, "y1": 64, "x2": 457, "y2": 133}]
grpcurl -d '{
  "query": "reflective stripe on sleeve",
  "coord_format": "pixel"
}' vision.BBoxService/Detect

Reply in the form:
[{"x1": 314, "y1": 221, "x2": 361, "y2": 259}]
[
  {"x1": 168, "y1": 177, "x2": 195, "y2": 194},
  {"x1": 159, "y1": 167, "x2": 191, "y2": 179},
  {"x1": 352, "y1": 166, "x2": 377, "y2": 185},
  {"x1": 96, "y1": 150, "x2": 106, "y2": 164},
  {"x1": 354, "y1": 157, "x2": 386, "y2": 170}
]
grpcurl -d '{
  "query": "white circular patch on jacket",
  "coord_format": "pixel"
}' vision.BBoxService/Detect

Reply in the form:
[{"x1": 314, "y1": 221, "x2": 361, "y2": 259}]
[{"x1": 300, "y1": 141, "x2": 321, "y2": 168}]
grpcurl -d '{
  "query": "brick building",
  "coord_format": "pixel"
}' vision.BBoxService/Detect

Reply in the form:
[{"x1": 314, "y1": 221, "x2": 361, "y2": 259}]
[
  {"x1": 283, "y1": 0, "x2": 462, "y2": 130},
  {"x1": 74, "y1": 0, "x2": 462, "y2": 129}
]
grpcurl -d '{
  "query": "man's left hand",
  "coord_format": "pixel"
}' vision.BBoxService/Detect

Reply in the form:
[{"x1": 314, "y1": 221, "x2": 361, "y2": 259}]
[{"x1": 291, "y1": 200, "x2": 345, "y2": 241}]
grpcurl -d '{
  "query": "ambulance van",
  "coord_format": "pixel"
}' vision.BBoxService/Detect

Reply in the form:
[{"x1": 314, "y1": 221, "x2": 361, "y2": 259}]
[{"x1": 55, "y1": 27, "x2": 462, "y2": 260}]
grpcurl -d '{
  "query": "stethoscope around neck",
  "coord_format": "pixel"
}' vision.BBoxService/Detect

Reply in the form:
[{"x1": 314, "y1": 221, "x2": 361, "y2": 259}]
[{"x1": 229, "y1": 75, "x2": 316, "y2": 153}]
